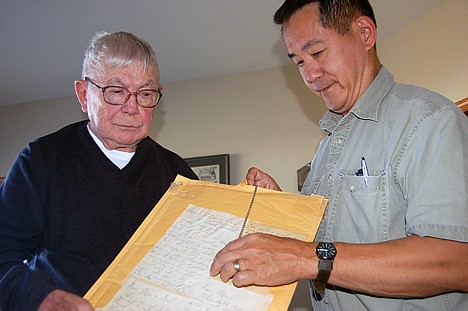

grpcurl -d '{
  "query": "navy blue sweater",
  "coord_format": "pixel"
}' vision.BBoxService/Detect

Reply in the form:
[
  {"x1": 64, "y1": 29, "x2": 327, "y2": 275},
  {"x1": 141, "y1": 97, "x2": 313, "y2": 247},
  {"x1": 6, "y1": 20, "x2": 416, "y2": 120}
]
[{"x1": 0, "y1": 121, "x2": 197, "y2": 310}]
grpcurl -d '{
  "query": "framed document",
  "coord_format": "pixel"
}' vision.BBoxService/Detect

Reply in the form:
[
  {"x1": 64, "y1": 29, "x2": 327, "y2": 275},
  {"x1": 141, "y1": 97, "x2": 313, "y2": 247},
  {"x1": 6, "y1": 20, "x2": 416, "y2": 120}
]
[{"x1": 185, "y1": 154, "x2": 230, "y2": 184}]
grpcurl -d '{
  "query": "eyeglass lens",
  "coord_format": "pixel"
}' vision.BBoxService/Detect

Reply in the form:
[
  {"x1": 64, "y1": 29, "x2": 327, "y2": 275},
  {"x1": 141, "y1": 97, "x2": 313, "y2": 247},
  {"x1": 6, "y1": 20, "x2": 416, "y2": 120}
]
[{"x1": 104, "y1": 87, "x2": 160, "y2": 107}]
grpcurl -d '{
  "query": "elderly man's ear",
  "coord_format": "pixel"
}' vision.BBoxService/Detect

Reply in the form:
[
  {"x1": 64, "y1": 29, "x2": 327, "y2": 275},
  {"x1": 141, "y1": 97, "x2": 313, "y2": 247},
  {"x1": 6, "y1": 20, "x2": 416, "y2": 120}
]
[{"x1": 74, "y1": 80, "x2": 89, "y2": 113}]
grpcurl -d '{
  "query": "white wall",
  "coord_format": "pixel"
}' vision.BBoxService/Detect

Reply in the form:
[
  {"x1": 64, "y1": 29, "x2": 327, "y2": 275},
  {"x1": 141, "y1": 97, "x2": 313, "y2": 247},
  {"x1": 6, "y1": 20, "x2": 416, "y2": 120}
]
[{"x1": 379, "y1": 0, "x2": 467, "y2": 103}]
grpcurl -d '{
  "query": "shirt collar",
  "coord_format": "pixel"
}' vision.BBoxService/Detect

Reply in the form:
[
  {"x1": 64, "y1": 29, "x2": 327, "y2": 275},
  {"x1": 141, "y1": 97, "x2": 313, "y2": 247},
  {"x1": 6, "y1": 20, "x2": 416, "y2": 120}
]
[{"x1": 320, "y1": 66, "x2": 394, "y2": 133}]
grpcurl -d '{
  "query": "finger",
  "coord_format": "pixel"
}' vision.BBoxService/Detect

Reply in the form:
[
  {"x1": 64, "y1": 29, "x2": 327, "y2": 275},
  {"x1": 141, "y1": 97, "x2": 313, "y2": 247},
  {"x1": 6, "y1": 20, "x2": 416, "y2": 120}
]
[
  {"x1": 231, "y1": 259, "x2": 260, "y2": 287},
  {"x1": 246, "y1": 168, "x2": 281, "y2": 190},
  {"x1": 210, "y1": 235, "x2": 254, "y2": 277},
  {"x1": 232, "y1": 269, "x2": 256, "y2": 287},
  {"x1": 246, "y1": 167, "x2": 261, "y2": 185},
  {"x1": 210, "y1": 255, "x2": 224, "y2": 277},
  {"x1": 232, "y1": 263, "x2": 279, "y2": 288},
  {"x1": 210, "y1": 246, "x2": 236, "y2": 276},
  {"x1": 218, "y1": 259, "x2": 243, "y2": 282},
  {"x1": 210, "y1": 246, "x2": 241, "y2": 277},
  {"x1": 213, "y1": 236, "x2": 247, "y2": 259}
]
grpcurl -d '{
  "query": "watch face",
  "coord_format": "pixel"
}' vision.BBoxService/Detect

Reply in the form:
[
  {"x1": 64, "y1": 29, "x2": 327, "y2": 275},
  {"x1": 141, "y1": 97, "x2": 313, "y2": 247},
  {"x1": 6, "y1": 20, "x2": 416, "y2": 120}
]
[{"x1": 316, "y1": 242, "x2": 337, "y2": 260}]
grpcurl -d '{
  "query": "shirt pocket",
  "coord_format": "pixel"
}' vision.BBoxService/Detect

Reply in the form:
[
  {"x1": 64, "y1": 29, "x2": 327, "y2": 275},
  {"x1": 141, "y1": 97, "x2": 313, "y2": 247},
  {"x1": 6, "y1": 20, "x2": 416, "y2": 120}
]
[{"x1": 338, "y1": 170, "x2": 389, "y2": 242}]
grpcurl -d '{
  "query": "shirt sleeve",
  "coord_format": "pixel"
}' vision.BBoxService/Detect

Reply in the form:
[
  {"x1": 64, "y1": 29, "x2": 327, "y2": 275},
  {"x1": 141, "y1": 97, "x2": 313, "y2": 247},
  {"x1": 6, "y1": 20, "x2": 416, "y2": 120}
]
[{"x1": 398, "y1": 104, "x2": 468, "y2": 242}]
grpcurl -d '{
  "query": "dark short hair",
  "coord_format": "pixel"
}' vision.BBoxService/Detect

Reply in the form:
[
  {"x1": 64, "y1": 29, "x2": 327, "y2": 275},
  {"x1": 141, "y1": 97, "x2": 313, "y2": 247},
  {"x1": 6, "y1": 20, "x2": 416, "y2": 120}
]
[{"x1": 274, "y1": 0, "x2": 376, "y2": 35}]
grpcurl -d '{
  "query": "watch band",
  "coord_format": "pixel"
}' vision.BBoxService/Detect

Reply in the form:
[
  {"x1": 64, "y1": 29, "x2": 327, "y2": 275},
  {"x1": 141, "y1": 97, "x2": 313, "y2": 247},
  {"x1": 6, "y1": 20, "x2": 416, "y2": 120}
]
[
  {"x1": 313, "y1": 279, "x2": 327, "y2": 297},
  {"x1": 313, "y1": 242, "x2": 336, "y2": 300},
  {"x1": 313, "y1": 259, "x2": 333, "y2": 295}
]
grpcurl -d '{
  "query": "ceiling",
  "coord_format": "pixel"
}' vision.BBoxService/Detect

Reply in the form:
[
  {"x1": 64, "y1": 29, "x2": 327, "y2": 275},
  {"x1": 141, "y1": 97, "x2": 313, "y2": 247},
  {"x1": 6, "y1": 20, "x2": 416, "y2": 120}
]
[{"x1": 0, "y1": 0, "x2": 446, "y2": 107}]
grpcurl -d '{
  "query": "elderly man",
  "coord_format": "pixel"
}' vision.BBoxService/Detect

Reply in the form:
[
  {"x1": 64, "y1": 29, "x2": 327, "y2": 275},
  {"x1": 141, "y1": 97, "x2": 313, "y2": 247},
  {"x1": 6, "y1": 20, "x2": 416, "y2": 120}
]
[
  {"x1": 210, "y1": 1, "x2": 468, "y2": 310},
  {"x1": 0, "y1": 31, "x2": 197, "y2": 310}
]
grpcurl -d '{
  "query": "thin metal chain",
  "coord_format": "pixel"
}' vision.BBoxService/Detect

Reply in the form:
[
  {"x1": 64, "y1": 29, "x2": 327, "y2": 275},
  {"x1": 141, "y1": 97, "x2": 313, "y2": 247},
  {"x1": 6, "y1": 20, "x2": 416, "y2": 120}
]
[{"x1": 238, "y1": 185, "x2": 258, "y2": 238}]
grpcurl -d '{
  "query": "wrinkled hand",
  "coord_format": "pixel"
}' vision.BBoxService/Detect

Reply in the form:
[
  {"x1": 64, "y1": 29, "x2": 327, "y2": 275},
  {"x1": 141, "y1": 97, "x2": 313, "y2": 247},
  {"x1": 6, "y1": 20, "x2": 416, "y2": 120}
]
[
  {"x1": 246, "y1": 167, "x2": 282, "y2": 191},
  {"x1": 38, "y1": 289, "x2": 95, "y2": 311},
  {"x1": 210, "y1": 233, "x2": 314, "y2": 287}
]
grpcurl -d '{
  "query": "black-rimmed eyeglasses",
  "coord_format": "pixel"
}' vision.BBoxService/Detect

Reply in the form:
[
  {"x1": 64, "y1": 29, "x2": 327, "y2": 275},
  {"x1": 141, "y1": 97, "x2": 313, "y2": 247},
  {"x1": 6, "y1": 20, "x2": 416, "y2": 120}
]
[{"x1": 85, "y1": 77, "x2": 162, "y2": 108}]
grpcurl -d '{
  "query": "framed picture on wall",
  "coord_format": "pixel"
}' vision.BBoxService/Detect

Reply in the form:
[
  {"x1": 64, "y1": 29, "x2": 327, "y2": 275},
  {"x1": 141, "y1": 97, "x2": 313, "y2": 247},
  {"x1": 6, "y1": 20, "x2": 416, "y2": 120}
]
[{"x1": 184, "y1": 154, "x2": 230, "y2": 184}]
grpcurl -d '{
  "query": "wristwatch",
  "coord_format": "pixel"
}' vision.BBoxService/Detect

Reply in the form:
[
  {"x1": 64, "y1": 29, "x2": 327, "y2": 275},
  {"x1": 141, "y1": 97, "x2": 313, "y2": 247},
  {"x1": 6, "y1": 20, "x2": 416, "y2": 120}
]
[{"x1": 313, "y1": 242, "x2": 337, "y2": 298}]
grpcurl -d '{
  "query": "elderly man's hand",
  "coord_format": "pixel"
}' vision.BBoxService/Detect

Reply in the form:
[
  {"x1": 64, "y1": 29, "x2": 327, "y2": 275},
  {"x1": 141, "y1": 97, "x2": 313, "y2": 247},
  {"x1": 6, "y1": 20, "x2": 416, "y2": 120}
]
[
  {"x1": 210, "y1": 233, "x2": 315, "y2": 287},
  {"x1": 38, "y1": 289, "x2": 95, "y2": 311}
]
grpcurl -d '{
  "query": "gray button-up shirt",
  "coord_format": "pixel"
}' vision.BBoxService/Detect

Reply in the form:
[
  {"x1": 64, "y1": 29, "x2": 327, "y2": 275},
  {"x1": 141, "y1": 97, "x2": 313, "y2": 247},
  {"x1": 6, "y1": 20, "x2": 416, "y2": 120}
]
[{"x1": 302, "y1": 66, "x2": 467, "y2": 310}]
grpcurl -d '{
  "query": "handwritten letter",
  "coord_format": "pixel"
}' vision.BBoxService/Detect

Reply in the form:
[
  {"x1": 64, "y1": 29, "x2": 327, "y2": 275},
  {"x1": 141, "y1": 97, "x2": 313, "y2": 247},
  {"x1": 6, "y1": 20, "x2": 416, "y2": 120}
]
[{"x1": 103, "y1": 204, "x2": 302, "y2": 310}]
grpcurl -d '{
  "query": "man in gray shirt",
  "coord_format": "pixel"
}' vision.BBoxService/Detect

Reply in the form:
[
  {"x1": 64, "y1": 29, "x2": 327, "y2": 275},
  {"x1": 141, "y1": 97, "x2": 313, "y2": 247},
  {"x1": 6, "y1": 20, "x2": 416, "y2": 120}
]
[{"x1": 210, "y1": 1, "x2": 467, "y2": 310}]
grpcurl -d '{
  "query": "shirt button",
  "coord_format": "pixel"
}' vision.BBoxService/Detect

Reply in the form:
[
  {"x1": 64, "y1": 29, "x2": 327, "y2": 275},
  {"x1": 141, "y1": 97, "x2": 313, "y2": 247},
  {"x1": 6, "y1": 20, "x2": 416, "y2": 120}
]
[
  {"x1": 336, "y1": 137, "x2": 344, "y2": 144},
  {"x1": 350, "y1": 185, "x2": 356, "y2": 192},
  {"x1": 324, "y1": 297, "x2": 330, "y2": 304},
  {"x1": 328, "y1": 175, "x2": 332, "y2": 181}
]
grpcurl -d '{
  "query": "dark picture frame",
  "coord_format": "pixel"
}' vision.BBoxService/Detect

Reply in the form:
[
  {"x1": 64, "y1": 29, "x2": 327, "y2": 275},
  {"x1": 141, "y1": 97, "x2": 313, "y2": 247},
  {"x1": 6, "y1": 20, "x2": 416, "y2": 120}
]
[{"x1": 184, "y1": 154, "x2": 230, "y2": 184}]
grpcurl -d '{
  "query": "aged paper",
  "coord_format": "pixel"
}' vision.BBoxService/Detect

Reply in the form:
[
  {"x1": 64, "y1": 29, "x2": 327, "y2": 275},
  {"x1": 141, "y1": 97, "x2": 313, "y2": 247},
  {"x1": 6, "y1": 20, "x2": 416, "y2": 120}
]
[
  {"x1": 86, "y1": 175, "x2": 327, "y2": 310},
  {"x1": 102, "y1": 204, "x2": 295, "y2": 311}
]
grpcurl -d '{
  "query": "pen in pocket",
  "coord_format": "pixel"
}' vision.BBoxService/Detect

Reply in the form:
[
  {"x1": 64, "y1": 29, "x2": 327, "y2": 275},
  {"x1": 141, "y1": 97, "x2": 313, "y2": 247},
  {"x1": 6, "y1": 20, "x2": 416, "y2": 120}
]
[{"x1": 355, "y1": 157, "x2": 369, "y2": 187}]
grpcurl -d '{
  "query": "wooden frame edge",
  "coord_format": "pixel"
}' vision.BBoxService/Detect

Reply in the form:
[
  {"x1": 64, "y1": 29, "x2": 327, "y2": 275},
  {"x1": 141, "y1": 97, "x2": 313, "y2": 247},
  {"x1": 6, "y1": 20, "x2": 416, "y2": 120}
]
[{"x1": 456, "y1": 97, "x2": 468, "y2": 113}]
